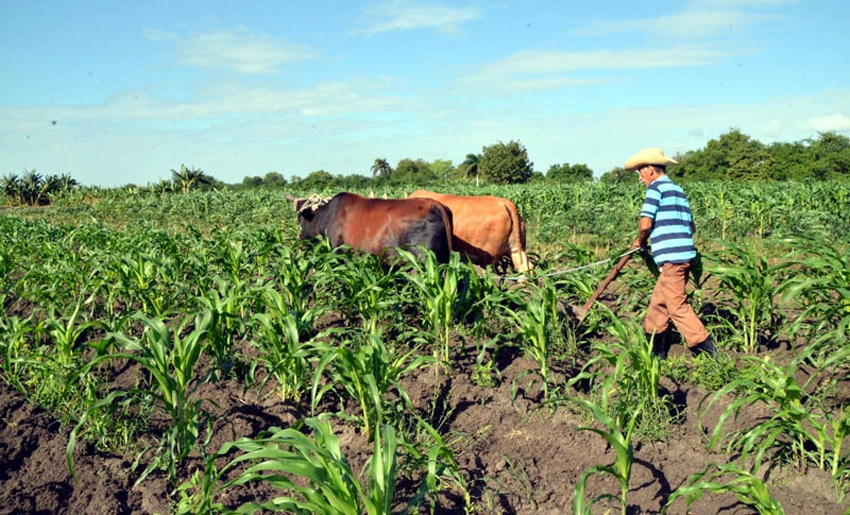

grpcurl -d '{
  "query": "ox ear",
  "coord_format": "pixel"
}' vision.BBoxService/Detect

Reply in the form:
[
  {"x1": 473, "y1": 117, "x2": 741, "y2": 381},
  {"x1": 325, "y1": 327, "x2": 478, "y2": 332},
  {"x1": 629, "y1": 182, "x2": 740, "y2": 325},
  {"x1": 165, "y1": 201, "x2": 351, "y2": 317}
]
[
  {"x1": 382, "y1": 192, "x2": 388, "y2": 199},
  {"x1": 369, "y1": 189, "x2": 375, "y2": 198}
]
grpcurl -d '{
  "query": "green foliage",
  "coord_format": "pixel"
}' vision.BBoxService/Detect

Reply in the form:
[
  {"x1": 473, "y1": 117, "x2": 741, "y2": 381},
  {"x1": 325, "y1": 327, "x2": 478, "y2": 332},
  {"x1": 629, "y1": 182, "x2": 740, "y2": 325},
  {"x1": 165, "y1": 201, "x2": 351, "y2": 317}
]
[
  {"x1": 699, "y1": 347, "x2": 850, "y2": 481},
  {"x1": 2, "y1": 169, "x2": 79, "y2": 206},
  {"x1": 70, "y1": 311, "x2": 215, "y2": 486},
  {"x1": 546, "y1": 162, "x2": 593, "y2": 183},
  {"x1": 570, "y1": 396, "x2": 640, "y2": 515},
  {"x1": 311, "y1": 330, "x2": 432, "y2": 441},
  {"x1": 705, "y1": 239, "x2": 789, "y2": 352},
  {"x1": 177, "y1": 417, "x2": 400, "y2": 514},
  {"x1": 370, "y1": 157, "x2": 392, "y2": 179},
  {"x1": 503, "y1": 278, "x2": 562, "y2": 401},
  {"x1": 672, "y1": 129, "x2": 850, "y2": 182},
  {"x1": 2, "y1": 184, "x2": 850, "y2": 512},
  {"x1": 479, "y1": 140, "x2": 534, "y2": 184},
  {"x1": 780, "y1": 234, "x2": 850, "y2": 347},
  {"x1": 665, "y1": 462, "x2": 784, "y2": 514},
  {"x1": 171, "y1": 164, "x2": 212, "y2": 194},
  {"x1": 392, "y1": 157, "x2": 434, "y2": 184}
]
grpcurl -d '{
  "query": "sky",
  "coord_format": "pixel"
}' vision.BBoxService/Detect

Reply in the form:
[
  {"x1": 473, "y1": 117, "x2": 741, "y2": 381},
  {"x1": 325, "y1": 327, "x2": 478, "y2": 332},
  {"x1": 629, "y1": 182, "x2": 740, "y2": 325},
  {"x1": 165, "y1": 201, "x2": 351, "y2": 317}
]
[{"x1": 1, "y1": 0, "x2": 849, "y2": 187}]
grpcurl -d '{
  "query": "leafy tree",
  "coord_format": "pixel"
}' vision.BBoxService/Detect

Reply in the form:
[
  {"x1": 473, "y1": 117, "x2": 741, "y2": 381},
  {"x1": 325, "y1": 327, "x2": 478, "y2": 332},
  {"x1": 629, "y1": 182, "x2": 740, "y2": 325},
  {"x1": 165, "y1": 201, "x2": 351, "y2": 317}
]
[
  {"x1": 809, "y1": 131, "x2": 850, "y2": 179},
  {"x1": 547, "y1": 162, "x2": 593, "y2": 183},
  {"x1": 429, "y1": 159, "x2": 455, "y2": 183},
  {"x1": 727, "y1": 139, "x2": 773, "y2": 181},
  {"x1": 672, "y1": 129, "x2": 751, "y2": 181},
  {"x1": 335, "y1": 174, "x2": 371, "y2": 190},
  {"x1": 600, "y1": 166, "x2": 632, "y2": 183},
  {"x1": 370, "y1": 158, "x2": 392, "y2": 179},
  {"x1": 296, "y1": 170, "x2": 335, "y2": 191},
  {"x1": 479, "y1": 140, "x2": 533, "y2": 185},
  {"x1": 242, "y1": 176, "x2": 264, "y2": 188},
  {"x1": 392, "y1": 158, "x2": 433, "y2": 185},
  {"x1": 264, "y1": 172, "x2": 288, "y2": 187},
  {"x1": 768, "y1": 141, "x2": 810, "y2": 180}
]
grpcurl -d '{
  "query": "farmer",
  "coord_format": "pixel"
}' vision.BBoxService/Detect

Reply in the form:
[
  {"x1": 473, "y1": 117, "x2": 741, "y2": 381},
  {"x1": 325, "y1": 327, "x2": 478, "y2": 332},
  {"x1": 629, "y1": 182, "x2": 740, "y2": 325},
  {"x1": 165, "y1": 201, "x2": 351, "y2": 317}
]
[{"x1": 626, "y1": 147, "x2": 717, "y2": 359}]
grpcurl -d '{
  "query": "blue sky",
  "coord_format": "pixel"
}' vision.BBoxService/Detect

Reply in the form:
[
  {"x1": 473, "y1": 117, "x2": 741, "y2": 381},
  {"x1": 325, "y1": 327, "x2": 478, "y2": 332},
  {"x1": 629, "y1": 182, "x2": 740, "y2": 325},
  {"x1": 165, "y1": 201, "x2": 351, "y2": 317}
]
[{"x1": 2, "y1": 0, "x2": 848, "y2": 187}]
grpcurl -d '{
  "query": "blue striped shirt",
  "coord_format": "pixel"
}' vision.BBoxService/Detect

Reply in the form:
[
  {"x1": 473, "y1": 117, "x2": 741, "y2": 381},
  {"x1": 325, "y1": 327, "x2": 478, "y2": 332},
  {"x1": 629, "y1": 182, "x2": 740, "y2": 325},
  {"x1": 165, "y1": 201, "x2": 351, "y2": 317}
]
[{"x1": 640, "y1": 175, "x2": 696, "y2": 265}]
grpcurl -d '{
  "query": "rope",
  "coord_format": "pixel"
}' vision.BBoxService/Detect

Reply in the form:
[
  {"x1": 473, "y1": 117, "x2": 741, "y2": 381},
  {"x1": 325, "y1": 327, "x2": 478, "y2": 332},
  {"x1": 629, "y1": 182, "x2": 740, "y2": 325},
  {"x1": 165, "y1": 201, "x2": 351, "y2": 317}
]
[
  {"x1": 501, "y1": 247, "x2": 643, "y2": 282},
  {"x1": 297, "y1": 194, "x2": 326, "y2": 213}
]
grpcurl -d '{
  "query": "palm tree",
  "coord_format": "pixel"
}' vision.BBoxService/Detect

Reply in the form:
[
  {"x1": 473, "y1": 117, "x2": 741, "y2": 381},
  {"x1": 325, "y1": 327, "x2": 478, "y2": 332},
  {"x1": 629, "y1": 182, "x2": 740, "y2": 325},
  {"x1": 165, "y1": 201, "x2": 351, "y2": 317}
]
[
  {"x1": 56, "y1": 173, "x2": 79, "y2": 191},
  {"x1": 151, "y1": 179, "x2": 173, "y2": 195},
  {"x1": 171, "y1": 164, "x2": 211, "y2": 194},
  {"x1": 370, "y1": 158, "x2": 391, "y2": 179},
  {"x1": 21, "y1": 169, "x2": 44, "y2": 205},
  {"x1": 1, "y1": 174, "x2": 21, "y2": 206},
  {"x1": 462, "y1": 153, "x2": 481, "y2": 187}
]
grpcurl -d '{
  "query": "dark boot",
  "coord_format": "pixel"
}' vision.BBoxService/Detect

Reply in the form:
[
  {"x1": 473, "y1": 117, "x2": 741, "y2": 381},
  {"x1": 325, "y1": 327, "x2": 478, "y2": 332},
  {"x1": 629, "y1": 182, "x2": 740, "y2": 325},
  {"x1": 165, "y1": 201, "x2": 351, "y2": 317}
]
[
  {"x1": 690, "y1": 336, "x2": 718, "y2": 357},
  {"x1": 646, "y1": 331, "x2": 670, "y2": 360}
]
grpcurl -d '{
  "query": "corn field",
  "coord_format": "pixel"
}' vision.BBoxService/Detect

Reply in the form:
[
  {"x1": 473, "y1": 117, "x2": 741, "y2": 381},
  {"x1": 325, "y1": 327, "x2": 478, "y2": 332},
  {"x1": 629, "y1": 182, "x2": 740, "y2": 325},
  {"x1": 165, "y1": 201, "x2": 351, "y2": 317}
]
[{"x1": 1, "y1": 180, "x2": 848, "y2": 514}]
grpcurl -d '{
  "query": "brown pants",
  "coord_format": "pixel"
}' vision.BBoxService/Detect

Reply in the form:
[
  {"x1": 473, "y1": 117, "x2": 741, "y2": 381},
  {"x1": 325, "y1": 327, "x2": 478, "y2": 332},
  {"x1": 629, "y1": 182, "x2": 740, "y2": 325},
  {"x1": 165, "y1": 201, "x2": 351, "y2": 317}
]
[{"x1": 645, "y1": 262, "x2": 709, "y2": 348}]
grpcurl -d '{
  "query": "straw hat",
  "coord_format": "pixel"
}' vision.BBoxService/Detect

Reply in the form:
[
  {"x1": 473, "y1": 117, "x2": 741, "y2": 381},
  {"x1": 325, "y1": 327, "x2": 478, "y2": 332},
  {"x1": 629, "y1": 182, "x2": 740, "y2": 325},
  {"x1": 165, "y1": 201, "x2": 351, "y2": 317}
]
[{"x1": 624, "y1": 147, "x2": 678, "y2": 171}]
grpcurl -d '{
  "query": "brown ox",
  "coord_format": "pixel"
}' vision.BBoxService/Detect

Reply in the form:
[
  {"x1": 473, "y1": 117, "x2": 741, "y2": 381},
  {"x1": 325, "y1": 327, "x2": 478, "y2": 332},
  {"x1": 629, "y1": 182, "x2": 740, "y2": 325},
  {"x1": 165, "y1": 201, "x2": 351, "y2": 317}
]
[
  {"x1": 408, "y1": 190, "x2": 532, "y2": 274},
  {"x1": 288, "y1": 192, "x2": 454, "y2": 264}
]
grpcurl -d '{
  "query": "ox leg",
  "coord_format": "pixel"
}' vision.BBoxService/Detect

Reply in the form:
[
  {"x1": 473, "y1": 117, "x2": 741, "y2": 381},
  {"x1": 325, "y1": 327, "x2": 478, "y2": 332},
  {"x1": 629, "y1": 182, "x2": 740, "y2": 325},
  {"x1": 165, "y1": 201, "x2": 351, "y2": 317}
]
[{"x1": 511, "y1": 251, "x2": 532, "y2": 276}]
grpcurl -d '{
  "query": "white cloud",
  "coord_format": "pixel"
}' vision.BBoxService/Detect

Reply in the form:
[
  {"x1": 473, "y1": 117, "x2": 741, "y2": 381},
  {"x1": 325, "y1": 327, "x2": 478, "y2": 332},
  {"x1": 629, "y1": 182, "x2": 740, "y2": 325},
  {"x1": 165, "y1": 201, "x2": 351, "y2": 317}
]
[
  {"x1": 572, "y1": 10, "x2": 775, "y2": 40},
  {"x1": 763, "y1": 118, "x2": 782, "y2": 136},
  {"x1": 153, "y1": 27, "x2": 317, "y2": 74},
  {"x1": 457, "y1": 46, "x2": 740, "y2": 91},
  {"x1": 357, "y1": 0, "x2": 480, "y2": 35},
  {"x1": 807, "y1": 114, "x2": 850, "y2": 133}
]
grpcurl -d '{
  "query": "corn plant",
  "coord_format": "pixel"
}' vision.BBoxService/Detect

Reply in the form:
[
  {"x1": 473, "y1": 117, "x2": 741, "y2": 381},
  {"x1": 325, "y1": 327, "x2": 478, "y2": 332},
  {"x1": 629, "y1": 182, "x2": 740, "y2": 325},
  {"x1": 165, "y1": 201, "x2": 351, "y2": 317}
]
[
  {"x1": 43, "y1": 301, "x2": 100, "y2": 366},
  {"x1": 109, "y1": 252, "x2": 172, "y2": 315},
  {"x1": 326, "y1": 249, "x2": 402, "y2": 337},
  {"x1": 311, "y1": 330, "x2": 432, "y2": 441},
  {"x1": 397, "y1": 409, "x2": 472, "y2": 512},
  {"x1": 502, "y1": 278, "x2": 561, "y2": 401},
  {"x1": 251, "y1": 296, "x2": 325, "y2": 402},
  {"x1": 780, "y1": 234, "x2": 850, "y2": 347},
  {"x1": 705, "y1": 239, "x2": 789, "y2": 352},
  {"x1": 274, "y1": 238, "x2": 335, "y2": 319},
  {"x1": 0, "y1": 315, "x2": 38, "y2": 398},
  {"x1": 69, "y1": 310, "x2": 214, "y2": 486},
  {"x1": 567, "y1": 309, "x2": 674, "y2": 441},
  {"x1": 570, "y1": 396, "x2": 642, "y2": 515},
  {"x1": 664, "y1": 462, "x2": 784, "y2": 514},
  {"x1": 177, "y1": 416, "x2": 401, "y2": 514},
  {"x1": 700, "y1": 351, "x2": 850, "y2": 484},
  {"x1": 196, "y1": 276, "x2": 255, "y2": 377},
  {"x1": 398, "y1": 248, "x2": 464, "y2": 363}
]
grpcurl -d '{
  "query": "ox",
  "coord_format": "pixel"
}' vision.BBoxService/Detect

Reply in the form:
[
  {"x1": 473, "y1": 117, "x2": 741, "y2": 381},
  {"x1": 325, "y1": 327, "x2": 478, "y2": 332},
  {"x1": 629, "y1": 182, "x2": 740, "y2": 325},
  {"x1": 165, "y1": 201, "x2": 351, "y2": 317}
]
[
  {"x1": 408, "y1": 190, "x2": 532, "y2": 274},
  {"x1": 287, "y1": 192, "x2": 454, "y2": 264}
]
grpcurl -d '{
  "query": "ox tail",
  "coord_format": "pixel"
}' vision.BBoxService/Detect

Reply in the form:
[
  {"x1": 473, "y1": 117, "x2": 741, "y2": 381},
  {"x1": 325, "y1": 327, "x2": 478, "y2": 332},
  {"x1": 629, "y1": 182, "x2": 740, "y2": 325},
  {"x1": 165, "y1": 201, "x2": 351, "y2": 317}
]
[
  {"x1": 439, "y1": 203, "x2": 454, "y2": 262},
  {"x1": 502, "y1": 201, "x2": 532, "y2": 274}
]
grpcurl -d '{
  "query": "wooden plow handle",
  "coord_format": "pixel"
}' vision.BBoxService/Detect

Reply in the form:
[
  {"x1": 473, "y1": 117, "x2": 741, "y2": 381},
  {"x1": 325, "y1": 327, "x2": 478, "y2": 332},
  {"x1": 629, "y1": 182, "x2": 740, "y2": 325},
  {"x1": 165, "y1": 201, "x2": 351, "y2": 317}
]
[{"x1": 578, "y1": 252, "x2": 634, "y2": 318}]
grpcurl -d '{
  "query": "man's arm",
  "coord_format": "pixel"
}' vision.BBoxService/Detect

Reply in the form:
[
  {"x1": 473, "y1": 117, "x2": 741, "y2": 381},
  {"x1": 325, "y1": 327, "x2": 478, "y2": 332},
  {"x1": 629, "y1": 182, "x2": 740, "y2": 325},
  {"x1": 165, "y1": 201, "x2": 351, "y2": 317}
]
[{"x1": 632, "y1": 216, "x2": 653, "y2": 249}]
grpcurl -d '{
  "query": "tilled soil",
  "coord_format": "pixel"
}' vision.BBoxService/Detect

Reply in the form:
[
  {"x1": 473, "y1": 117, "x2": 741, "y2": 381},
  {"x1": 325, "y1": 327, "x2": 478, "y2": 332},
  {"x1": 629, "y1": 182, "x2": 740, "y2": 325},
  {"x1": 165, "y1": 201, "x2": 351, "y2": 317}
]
[{"x1": 1, "y1": 341, "x2": 848, "y2": 515}]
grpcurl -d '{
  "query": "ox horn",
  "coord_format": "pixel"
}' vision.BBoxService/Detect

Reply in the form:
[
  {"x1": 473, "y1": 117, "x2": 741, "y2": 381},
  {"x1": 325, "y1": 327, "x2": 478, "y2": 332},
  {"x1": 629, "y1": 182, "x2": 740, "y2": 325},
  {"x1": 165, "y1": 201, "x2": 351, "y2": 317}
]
[{"x1": 284, "y1": 193, "x2": 303, "y2": 211}]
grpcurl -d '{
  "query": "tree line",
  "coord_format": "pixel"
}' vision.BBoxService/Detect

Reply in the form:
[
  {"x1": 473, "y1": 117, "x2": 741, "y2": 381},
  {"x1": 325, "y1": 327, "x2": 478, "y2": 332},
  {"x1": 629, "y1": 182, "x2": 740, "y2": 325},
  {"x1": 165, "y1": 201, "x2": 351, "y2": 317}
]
[
  {"x1": 4, "y1": 129, "x2": 849, "y2": 205},
  {"x1": 261, "y1": 129, "x2": 849, "y2": 190}
]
